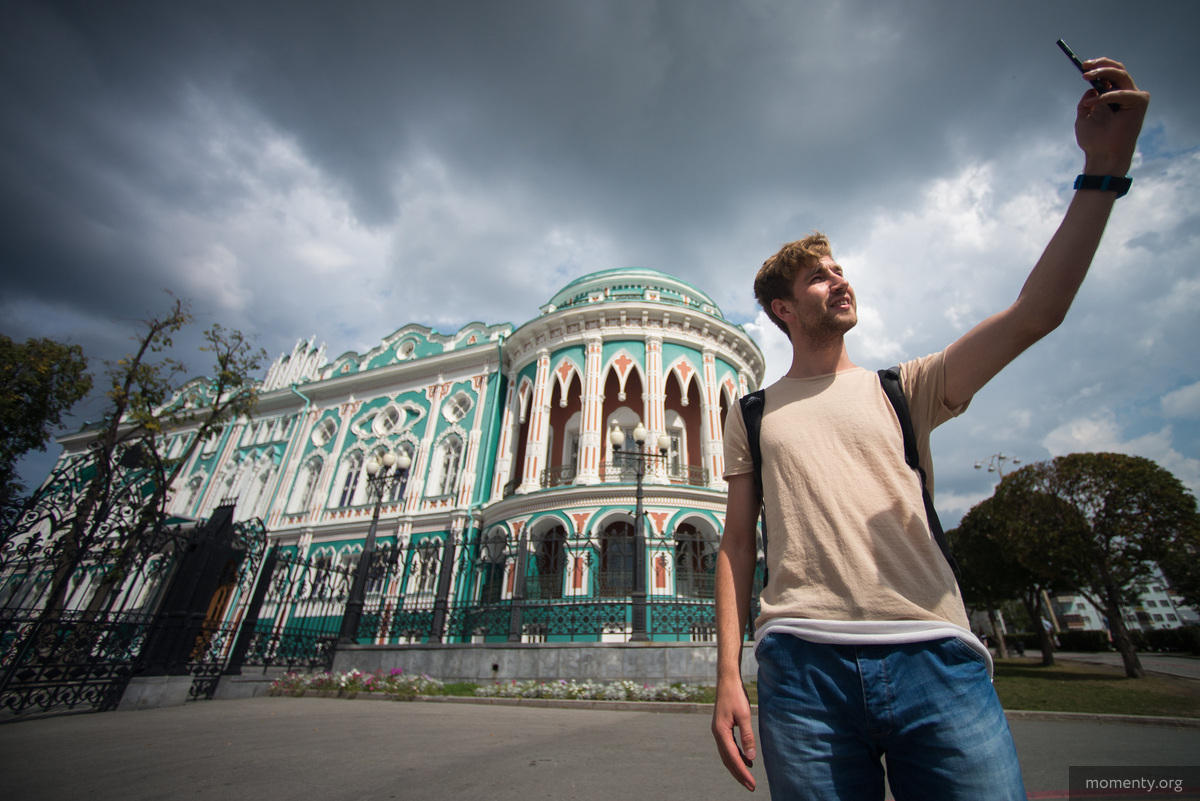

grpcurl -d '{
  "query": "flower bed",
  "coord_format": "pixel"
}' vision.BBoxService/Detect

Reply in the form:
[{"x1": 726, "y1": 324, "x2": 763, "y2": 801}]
[
  {"x1": 270, "y1": 668, "x2": 444, "y2": 698},
  {"x1": 269, "y1": 670, "x2": 710, "y2": 703},
  {"x1": 474, "y1": 678, "x2": 708, "y2": 702}
]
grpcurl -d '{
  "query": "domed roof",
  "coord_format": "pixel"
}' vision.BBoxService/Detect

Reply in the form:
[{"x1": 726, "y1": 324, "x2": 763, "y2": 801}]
[{"x1": 542, "y1": 268, "x2": 724, "y2": 319}]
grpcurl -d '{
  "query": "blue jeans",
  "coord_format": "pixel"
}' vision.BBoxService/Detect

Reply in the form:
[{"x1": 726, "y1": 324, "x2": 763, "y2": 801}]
[{"x1": 756, "y1": 634, "x2": 1025, "y2": 801}]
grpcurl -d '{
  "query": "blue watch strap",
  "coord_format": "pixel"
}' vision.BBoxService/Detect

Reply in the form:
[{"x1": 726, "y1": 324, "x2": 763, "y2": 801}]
[{"x1": 1074, "y1": 174, "x2": 1132, "y2": 198}]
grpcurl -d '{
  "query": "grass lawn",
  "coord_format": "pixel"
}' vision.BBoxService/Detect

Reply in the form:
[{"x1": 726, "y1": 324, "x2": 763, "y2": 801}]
[{"x1": 992, "y1": 657, "x2": 1200, "y2": 718}]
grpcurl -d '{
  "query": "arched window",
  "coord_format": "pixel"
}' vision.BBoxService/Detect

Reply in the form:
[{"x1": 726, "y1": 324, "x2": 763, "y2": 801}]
[
  {"x1": 442, "y1": 391, "x2": 474, "y2": 424},
  {"x1": 373, "y1": 405, "x2": 404, "y2": 436},
  {"x1": 428, "y1": 434, "x2": 463, "y2": 497},
  {"x1": 178, "y1": 475, "x2": 204, "y2": 515},
  {"x1": 241, "y1": 467, "x2": 272, "y2": 521},
  {"x1": 664, "y1": 410, "x2": 687, "y2": 476},
  {"x1": 414, "y1": 540, "x2": 441, "y2": 595},
  {"x1": 338, "y1": 452, "x2": 364, "y2": 507},
  {"x1": 382, "y1": 442, "x2": 415, "y2": 503},
  {"x1": 311, "y1": 553, "x2": 333, "y2": 599},
  {"x1": 220, "y1": 459, "x2": 242, "y2": 502},
  {"x1": 312, "y1": 417, "x2": 338, "y2": 447},
  {"x1": 479, "y1": 530, "x2": 508, "y2": 604},
  {"x1": 675, "y1": 523, "x2": 717, "y2": 599},
  {"x1": 529, "y1": 525, "x2": 567, "y2": 600},
  {"x1": 290, "y1": 456, "x2": 324, "y2": 512},
  {"x1": 599, "y1": 521, "x2": 635, "y2": 597}
]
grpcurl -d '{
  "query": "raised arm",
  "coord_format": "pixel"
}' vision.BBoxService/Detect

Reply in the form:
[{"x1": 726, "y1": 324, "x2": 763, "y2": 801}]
[
  {"x1": 943, "y1": 57, "x2": 1150, "y2": 409},
  {"x1": 712, "y1": 472, "x2": 762, "y2": 792}
]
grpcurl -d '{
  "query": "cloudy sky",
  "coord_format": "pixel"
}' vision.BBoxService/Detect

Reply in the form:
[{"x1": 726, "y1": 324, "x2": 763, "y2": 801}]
[{"x1": 3, "y1": 0, "x2": 1198, "y2": 526}]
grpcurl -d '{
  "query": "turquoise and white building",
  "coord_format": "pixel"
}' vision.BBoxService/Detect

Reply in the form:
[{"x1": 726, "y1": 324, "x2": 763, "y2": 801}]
[{"x1": 61, "y1": 268, "x2": 765, "y2": 656}]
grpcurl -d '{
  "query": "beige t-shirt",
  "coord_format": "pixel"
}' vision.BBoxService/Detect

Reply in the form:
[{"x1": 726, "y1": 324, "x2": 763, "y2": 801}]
[{"x1": 724, "y1": 351, "x2": 971, "y2": 631}]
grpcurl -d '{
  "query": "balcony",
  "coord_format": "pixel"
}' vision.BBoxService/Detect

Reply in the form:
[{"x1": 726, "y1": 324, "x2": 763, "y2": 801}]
[{"x1": 539, "y1": 463, "x2": 709, "y2": 489}]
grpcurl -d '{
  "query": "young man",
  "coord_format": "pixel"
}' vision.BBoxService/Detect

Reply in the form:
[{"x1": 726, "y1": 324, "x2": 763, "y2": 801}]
[{"x1": 712, "y1": 57, "x2": 1149, "y2": 799}]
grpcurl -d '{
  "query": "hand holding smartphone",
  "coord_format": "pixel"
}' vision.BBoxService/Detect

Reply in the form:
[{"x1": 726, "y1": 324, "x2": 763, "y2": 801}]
[{"x1": 1057, "y1": 39, "x2": 1121, "y2": 111}]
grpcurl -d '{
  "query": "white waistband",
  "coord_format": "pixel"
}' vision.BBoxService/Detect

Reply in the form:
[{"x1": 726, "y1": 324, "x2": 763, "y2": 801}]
[{"x1": 755, "y1": 618, "x2": 994, "y2": 678}]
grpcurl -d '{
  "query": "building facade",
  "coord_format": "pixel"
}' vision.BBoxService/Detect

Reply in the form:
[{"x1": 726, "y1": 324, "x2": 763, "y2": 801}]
[
  {"x1": 1050, "y1": 566, "x2": 1200, "y2": 634},
  {"x1": 52, "y1": 268, "x2": 765, "y2": 651}
]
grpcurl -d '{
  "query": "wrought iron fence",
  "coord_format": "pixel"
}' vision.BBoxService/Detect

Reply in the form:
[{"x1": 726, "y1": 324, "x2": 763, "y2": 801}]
[
  {"x1": 226, "y1": 547, "x2": 354, "y2": 676},
  {"x1": 397, "y1": 524, "x2": 750, "y2": 644},
  {"x1": 0, "y1": 449, "x2": 196, "y2": 720},
  {"x1": 0, "y1": 439, "x2": 279, "y2": 720},
  {"x1": 3, "y1": 447, "x2": 764, "y2": 721}
]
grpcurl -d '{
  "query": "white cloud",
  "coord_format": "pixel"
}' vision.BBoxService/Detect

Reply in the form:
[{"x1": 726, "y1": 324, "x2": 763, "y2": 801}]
[
  {"x1": 742, "y1": 312, "x2": 792, "y2": 386},
  {"x1": 1163, "y1": 381, "x2": 1200, "y2": 418},
  {"x1": 1042, "y1": 411, "x2": 1200, "y2": 497},
  {"x1": 936, "y1": 489, "x2": 996, "y2": 518}
]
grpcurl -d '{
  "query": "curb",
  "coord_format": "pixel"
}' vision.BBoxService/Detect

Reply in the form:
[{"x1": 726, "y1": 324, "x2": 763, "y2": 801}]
[{"x1": 1002, "y1": 709, "x2": 1200, "y2": 729}]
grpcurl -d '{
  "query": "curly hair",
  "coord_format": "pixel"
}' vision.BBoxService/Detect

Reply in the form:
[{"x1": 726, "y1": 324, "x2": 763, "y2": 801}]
[{"x1": 754, "y1": 232, "x2": 832, "y2": 334}]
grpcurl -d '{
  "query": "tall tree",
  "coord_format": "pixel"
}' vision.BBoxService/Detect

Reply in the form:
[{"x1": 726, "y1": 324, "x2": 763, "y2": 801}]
[
  {"x1": 993, "y1": 453, "x2": 1199, "y2": 679},
  {"x1": 1159, "y1": 536, "x2": 1200, "y2": 611},
  {"x1": 950, "y1": 496, "x2": 1062, "y2": 665},
  {"x1": 0, "y1": 335, "x2": 92, "y2": 519},
  {"x1": 31, "y1": 298, "x2": 266, "y2": 615}
]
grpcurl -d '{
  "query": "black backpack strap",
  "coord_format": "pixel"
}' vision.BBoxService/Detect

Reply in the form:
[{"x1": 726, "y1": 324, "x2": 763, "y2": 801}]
[
  {"x1": 738, "y1": 389, "x2": 768, "y2": 561},
  {"x1": 877, "y1": 367, "x2": 961, "y2": 580}
]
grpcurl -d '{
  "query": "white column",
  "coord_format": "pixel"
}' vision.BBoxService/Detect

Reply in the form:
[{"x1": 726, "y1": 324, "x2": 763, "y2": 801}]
[
  {"x1": 644, "y1": 334, "x2": 666, "y2": 483},
  {"x1": 576, "y1": 334, "x2": 604, "y2": 485},
  {"x1": 701, "y1": 349, "x2": 723, "y2": 487},
  {"x1": 490, "y1": 374, "x2": 519, "y2": 498},
  {"x1": 518, "y1": 351, "x2": 552, "y2": 493}
]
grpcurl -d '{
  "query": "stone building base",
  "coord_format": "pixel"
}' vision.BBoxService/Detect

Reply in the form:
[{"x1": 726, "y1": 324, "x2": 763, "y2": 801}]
[
  {"x1": 333, "y1": 641, "x2": 759, "y2": 686},
  {"x1": 118, "y1": 675, "x2": 193, "y2": 711}
]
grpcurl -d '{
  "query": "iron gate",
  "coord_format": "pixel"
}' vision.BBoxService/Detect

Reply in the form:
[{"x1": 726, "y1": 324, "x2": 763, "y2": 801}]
[{"x1": 0, "y1": 448, "x2": 276, "y2": 720}]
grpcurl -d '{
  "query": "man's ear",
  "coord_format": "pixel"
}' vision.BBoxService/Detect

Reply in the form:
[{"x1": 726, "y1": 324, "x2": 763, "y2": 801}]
[{"x1": 771, "y1": 297, "x2": 795, "y2": 324}]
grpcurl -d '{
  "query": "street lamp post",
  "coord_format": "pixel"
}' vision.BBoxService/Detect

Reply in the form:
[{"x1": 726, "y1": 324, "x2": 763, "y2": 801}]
[
  {"x1": 608, "y1": 421, "x2": 671, "y2": 642},
  {"x1": 973, "y1": 451, "x2": 1024, "y2": 659},
  {"x1": 975, "y1": 452, "x2": 1020, "y2": 478},
  {"x1": 338, "y1": 450, "x2": 413, "y2": 645}
]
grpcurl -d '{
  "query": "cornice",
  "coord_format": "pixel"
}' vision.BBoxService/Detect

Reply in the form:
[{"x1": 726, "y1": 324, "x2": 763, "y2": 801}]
[
  {"x1": 252, "y1": 343, "x2": 504, "y2": 414},
  {"x1": 479, "y1": 483, "x2": 726, "y2": 523},
  {"x1": 503, "y1": 302, "x2": 764, "y2": 381}
]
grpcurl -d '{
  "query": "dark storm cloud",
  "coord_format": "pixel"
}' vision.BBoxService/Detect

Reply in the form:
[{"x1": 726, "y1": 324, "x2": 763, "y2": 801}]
[{"x1": 2, "y1": 0, "x2": 1199, "y2": 508}]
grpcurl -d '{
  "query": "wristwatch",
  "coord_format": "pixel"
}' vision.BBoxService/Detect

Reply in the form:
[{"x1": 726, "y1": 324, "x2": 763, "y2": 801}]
[{"x1": 1074, "y1": 174, "x2": 1132, "y2": 198}]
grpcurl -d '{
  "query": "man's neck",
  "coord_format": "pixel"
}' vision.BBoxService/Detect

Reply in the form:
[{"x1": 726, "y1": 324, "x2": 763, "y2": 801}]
[{"x1": 784, "y1": 338, "x2": 857, "y2": 379}]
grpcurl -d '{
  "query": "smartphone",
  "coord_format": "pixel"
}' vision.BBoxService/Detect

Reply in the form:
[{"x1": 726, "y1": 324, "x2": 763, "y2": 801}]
[{"x1": 1056, "y1": 39, "x2": 1120, "y2": 110}]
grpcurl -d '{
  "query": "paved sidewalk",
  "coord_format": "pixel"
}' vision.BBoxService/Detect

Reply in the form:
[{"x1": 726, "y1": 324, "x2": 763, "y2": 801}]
[
  {"x1": 1049, "y1": 650, "x2": 1200, "y2": 680},
  {"x1": 2, "y1": 697, "x2": 1199, "y2": 800}
]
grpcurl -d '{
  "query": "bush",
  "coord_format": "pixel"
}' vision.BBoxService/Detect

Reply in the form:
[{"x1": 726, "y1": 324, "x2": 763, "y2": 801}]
[
  {"x1": 1144, "y1": 625, "x2": 1200, "y2": 654},
  {"x1": 1056, "y1": 630, "x2": 1112, "y2": 652},
  {"x1": 1003, "y1": 632, "x2": 1040, "y2": 653}
]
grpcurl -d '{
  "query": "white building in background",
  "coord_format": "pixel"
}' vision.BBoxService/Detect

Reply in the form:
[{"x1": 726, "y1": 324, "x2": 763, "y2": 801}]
[{"x1": 1050, "y1": 565, "x2": 1199, "y2": 633}]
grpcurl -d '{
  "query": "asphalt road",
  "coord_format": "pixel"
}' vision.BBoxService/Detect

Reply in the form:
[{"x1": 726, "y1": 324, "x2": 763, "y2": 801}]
[{"x1": 2, "y1": 697, "x2": 1198, "y2": 801}]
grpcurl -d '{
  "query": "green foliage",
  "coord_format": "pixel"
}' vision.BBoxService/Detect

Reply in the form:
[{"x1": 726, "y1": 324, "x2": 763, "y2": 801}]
[
  {"x1": 0, "y1": 334, "x2": 92, "y2": 508},
  {"x1": 1056, "y1": 630, "x2": 1113, "y2": 652},
  {"x1": 1159, "y1": 534, "x2": 1200, "y2": 610},
  {"x1": 97, "y1": 298, "x2": 266, "y2": 506},
  {"x1": 984, "y1": 453, "x2": 1200, "y2": 678},
  {"x1": 949, "y1": 497, "x2": 1064, "y2": 663},
  {"x1": 949, "y1": 498, "x2": 1039, "y2": 609},
  {"x1": 29, "y1": 296, "x2": 265, "y2": 615}
]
